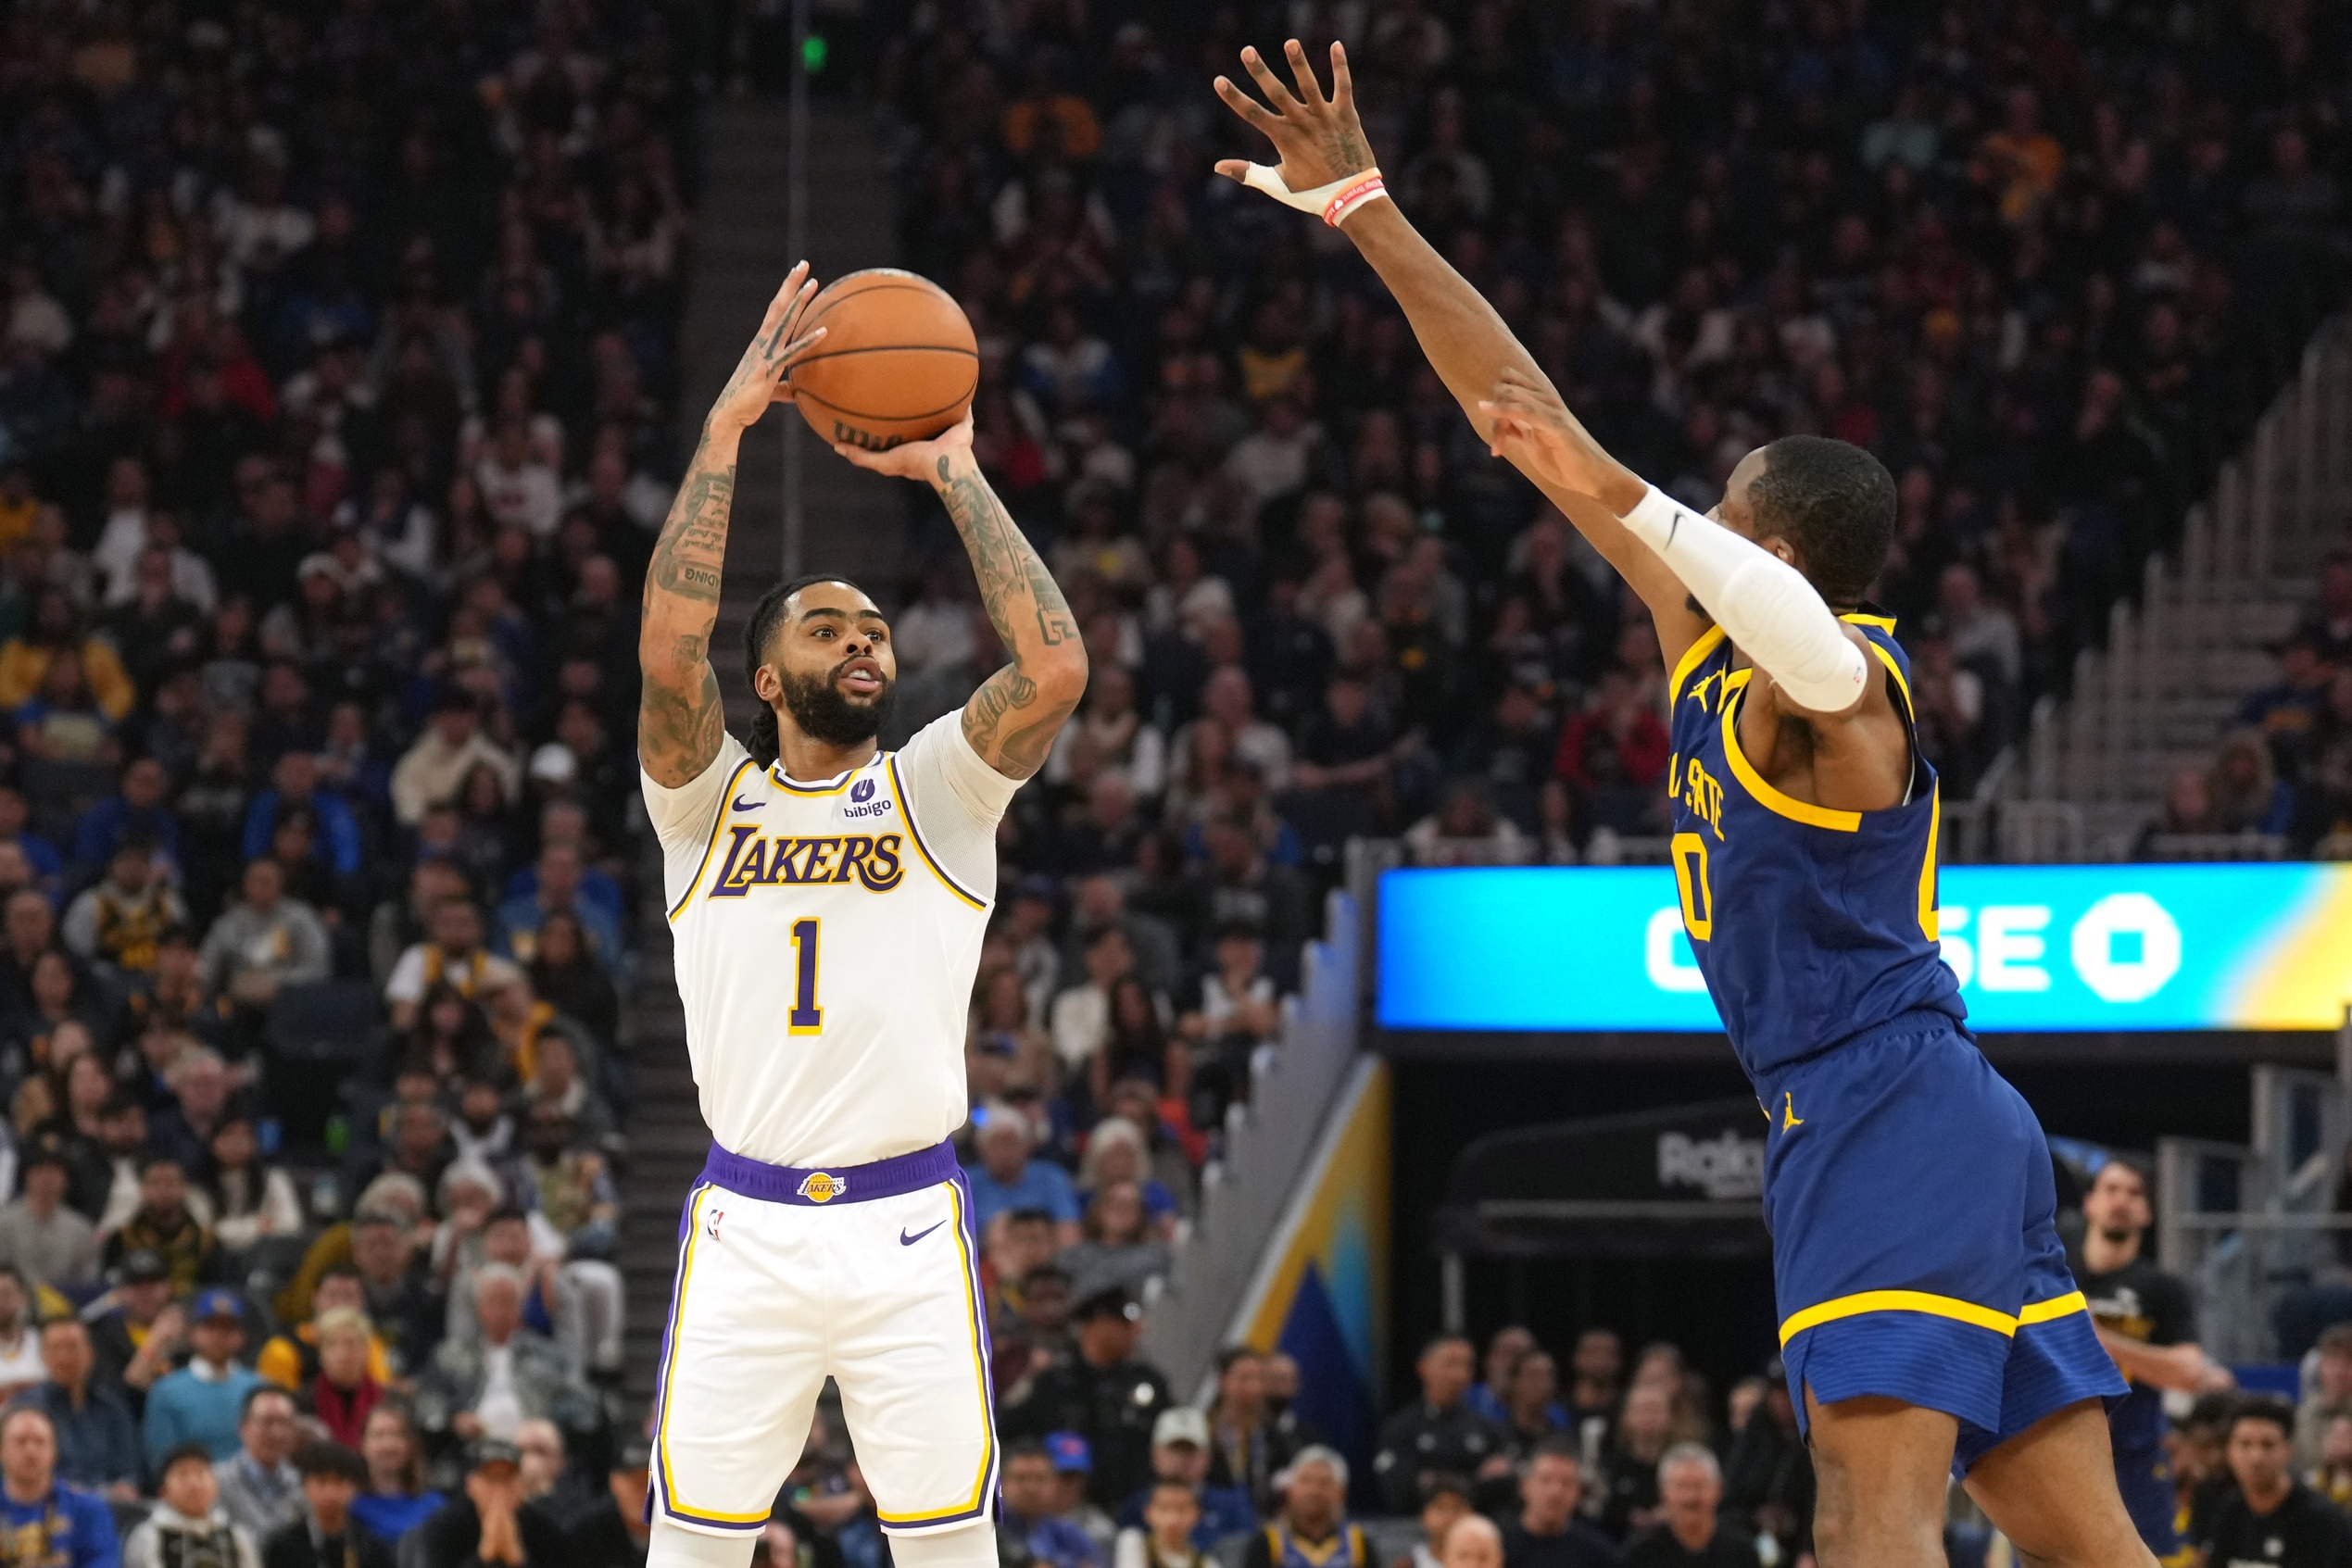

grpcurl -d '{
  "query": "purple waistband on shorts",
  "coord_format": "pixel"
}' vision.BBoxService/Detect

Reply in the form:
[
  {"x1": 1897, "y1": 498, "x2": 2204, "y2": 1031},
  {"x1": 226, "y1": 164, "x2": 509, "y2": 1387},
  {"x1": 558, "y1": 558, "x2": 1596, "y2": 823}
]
[{"x1": 699, "y1": 1139, "x2": 960, "y2": 1206}]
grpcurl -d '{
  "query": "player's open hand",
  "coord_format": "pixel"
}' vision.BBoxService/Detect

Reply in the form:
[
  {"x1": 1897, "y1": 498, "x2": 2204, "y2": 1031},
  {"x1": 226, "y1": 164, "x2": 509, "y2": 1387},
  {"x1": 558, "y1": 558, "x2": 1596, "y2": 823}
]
[
  {"x1": 709, "y1": 262, "x2": 825, "y2": 433},
  {"x1": 1213, "y1": 40, "x2": 1376, "y2": 193},
  {"x1": 831, "y1": 408, "x2": 975, "y2": 483}
]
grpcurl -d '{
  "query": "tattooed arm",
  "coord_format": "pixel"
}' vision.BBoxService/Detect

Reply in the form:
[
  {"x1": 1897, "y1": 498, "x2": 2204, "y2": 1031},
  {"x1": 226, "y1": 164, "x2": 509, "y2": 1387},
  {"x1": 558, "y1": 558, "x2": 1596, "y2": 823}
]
[
  {"x1": 834, "y1": 413, "x2": 1089, "y2": 779},
  {"x1": 637, "y1": 265, "x2": 825, "y2": 786}
]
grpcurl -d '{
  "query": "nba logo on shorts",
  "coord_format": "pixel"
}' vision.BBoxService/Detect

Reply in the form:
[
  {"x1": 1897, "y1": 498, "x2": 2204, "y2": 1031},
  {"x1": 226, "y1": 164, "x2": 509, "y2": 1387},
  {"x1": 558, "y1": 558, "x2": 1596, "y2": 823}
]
[
  {"x1": 852, "y1": 779, "x2": 875, "y2": 803},
  {"x1": 798, "y1": 1172, "x2": 847, "y2": 1203},
  {"x1": 705, "y1": 1207, "x2": 723, "y2": 1240}
]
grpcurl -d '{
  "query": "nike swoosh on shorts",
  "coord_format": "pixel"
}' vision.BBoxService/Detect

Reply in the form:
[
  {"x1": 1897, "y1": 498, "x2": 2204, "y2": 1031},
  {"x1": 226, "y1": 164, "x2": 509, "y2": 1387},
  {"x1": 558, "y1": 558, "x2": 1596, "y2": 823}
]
[{"x1": 899, "y1": 1222, "x2": 945, "y2": 1246}]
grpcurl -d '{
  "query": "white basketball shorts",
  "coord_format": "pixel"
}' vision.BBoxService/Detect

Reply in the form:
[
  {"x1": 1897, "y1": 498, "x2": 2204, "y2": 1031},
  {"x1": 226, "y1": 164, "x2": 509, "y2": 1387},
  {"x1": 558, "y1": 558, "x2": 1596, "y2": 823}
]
[{"x1": 648, "y1": 1140, "x2": 999, "y2": 1538}]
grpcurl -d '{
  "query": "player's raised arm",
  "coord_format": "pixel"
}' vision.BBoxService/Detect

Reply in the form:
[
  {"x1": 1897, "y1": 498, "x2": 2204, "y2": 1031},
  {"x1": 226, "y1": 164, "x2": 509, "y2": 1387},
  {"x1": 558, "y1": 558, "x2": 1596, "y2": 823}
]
[
  {"x1": 637, "y1": 265, "x2": 825, "y2": 786},
  {"x1": 1210, "y1": 40, "x2": 1706, "y2": 668},
  {"x1": 834, "y1": 416, "x2": 1088, "y2": 778}
]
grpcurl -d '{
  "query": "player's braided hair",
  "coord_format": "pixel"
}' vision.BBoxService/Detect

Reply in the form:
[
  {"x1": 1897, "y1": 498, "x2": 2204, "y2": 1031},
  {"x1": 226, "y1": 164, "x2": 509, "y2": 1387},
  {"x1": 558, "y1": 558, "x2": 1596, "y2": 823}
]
[{"x1": 742, "y1": 574, "x2": 870, "y2": 767}]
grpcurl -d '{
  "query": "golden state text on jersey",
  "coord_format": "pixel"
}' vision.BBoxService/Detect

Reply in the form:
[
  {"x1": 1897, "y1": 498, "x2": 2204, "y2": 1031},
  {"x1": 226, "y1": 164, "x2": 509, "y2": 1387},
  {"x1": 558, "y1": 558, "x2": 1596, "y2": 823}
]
[{"x1": 1663, "y1": 611, "x2": 1966, "y2": 1081}]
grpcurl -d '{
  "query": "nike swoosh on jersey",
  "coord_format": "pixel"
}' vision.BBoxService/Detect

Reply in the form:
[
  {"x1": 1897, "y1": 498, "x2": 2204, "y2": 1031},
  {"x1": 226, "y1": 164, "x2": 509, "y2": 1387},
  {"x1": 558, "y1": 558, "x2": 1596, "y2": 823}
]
[
  {"x1": 732, "y1": 796, "x2": 764, "y2": 811},
  {"x1": 899, "y1": 1222, "x2": 946, "y2": 1246}
]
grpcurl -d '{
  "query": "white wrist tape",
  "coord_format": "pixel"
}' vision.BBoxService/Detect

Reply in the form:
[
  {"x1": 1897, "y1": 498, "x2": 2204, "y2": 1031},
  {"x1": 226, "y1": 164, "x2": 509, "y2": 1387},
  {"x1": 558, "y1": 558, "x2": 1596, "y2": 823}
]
[
  {"x1": 1237, "y1": 163, "x2": 1390, "y2": 226},
  {"x1": 1622, "y1": 485, "x2": 1871, "y2": 713}
]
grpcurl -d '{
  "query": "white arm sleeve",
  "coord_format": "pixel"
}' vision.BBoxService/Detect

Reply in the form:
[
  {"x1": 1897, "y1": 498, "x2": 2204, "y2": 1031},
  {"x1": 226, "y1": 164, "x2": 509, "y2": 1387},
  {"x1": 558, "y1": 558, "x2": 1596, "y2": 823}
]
[{"x1": 1621, "y1": 485, "x2": 1871, "y2": 712}]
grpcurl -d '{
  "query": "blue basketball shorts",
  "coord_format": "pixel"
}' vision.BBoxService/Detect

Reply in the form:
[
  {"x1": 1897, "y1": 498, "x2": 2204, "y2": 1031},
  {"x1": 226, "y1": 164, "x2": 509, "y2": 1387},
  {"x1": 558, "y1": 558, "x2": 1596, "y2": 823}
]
[{"x1": 1754, "y1": 1010, "x2": 2126, "y2": 1473}]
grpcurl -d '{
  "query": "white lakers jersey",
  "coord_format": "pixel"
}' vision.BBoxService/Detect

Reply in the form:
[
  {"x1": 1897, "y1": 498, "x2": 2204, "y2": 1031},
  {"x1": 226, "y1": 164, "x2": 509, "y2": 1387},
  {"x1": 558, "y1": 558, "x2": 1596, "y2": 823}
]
[{"x1": 642, "y1": 714, "x2": 1022, "y2": 1167}]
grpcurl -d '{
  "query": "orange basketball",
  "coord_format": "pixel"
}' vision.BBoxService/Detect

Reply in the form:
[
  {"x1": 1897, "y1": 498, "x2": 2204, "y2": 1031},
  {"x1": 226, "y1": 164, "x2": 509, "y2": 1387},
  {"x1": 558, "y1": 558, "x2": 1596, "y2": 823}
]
[{"x1": 787, "y1": 269, "x2": 978, "y2": 451}]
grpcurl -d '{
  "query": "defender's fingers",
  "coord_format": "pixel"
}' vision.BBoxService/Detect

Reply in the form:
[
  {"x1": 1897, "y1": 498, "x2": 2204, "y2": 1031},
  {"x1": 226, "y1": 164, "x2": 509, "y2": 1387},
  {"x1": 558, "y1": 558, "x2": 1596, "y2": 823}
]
[
  {"x1": 1283, "y1": 39, "x2": 1327, "y2": 107},
  {"x1": 1213, "y1": 76, "x2": 1281, "y2": 136},
  {"x1": 1330, "y1": 42, "x2": 1356, "y2": 109},
  {"x1": 1239, "y1": 46, "x2": 1303, "y2": 112},
  {"x1": 1212, "y1": 158, "x2": 1252, "y2": 182}
]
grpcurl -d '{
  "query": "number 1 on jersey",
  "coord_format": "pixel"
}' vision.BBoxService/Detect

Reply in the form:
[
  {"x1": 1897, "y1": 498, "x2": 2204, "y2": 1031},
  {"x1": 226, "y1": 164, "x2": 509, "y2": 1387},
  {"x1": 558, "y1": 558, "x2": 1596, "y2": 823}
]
[{"x1": 789, "y1": 918, "x2": 823, "y2": 1035}]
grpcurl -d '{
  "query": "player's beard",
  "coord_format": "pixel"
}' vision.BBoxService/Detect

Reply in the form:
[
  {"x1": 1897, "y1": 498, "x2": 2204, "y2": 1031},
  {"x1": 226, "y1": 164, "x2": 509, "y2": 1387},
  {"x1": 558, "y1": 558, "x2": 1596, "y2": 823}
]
[
  {"x1": 779, "y1": 658, "x2": 897, "y2": 746},
  {"x1": 2097, "y1": 1223, "x2": 2135, "y2": 1246}
]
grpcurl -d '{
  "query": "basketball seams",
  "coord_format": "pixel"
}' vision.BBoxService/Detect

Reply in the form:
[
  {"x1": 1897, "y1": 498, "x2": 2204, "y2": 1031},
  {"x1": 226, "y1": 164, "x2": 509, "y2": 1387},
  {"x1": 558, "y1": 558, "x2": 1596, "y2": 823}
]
[{"x1": 788, "y1": 268, "x2": 976, "y2": 439}]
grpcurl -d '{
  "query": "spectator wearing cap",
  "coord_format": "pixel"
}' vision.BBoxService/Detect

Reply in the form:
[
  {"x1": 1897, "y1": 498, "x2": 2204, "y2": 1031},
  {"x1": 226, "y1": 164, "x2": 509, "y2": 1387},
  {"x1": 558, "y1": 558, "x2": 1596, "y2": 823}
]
[
  {"x1": 1007, "y1": 1286, "x2": 1172, "y2": 1510},
  {"x1": 240, "y1": 753, "x2": 365, "y2": 884},
  {"x1": 103, "y1": 1156, "x2": 222, "y2": 1297},
  {"x1": 143, "y1": 1288, "x2": 264, "y2": 1471},
  {"x1": 1114, "y1": 1407, "x2": 1253, "y2": 1547},
  {"x1": 263, "y1": 1441, "x2": 392, "y2": 1568},
  {"x1": 128, "y1": 1439, "x2": 260, "y2": 1568},
  {"x1": 413, "y1": 1436, "x2": 567, "y2": 1568},
  {"x1": 212, "y1": 1385, "x2": 303, "y2": 1543},
  {"x1": 389, "y1": 692, "x2": 518, "y2": 830},
  {"x1": 967, "y1": 1104, "x2": 1083, "y2": 1245},
  {"x1": 197, "y1": 858, "x2": 332, "y2": 1016},
  {"x1": 1002, "y1": 1441, "x2": 1104, "y2": 1568},
  {"x1": 0, "y1": 1143, "x2": 100, "y2": 1289},
  {"x1": 61, "y1": 835, "x2": 185, "y2": 978},
  {"x1": 0, "y1": 1405, "x2": 120, "y2": 1567},
  {"x1": 1375, "y1": 1336, "x2": 1509, "y2": 1515},
  {"x1": 1622, "y1": 1445, "x2": 1752, "y2": 1568},
  {"x1": 29, "y1": 1316, "x2": 139, "y2": 1499},
  {"x1": 0, "y1": 1265, "x2": 48, "y2": 1399},
  {"x1": 1047, "y1": 1432, "x2": 1118, "y2": 1558},
  {"x1": 1242, "y1": 1448, "x2": 1366, "y2": 1568},
  {"x1": 83, "y1": 1247, "x2": 181, "y2": 1417}
]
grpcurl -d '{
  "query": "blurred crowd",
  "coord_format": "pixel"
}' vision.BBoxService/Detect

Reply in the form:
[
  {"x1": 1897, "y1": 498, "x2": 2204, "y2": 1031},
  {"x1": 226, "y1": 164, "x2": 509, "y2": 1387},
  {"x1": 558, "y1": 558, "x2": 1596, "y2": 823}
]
[
  {"x1": 2144, "y1": 547, "x2": 2352, "y2": 857},
  {"x1": 0, "y1": 0, "x2": 699, "y2": 1560},
  {"x1": 873, "y1": 0, "x2": 2347, "y2": 873}
]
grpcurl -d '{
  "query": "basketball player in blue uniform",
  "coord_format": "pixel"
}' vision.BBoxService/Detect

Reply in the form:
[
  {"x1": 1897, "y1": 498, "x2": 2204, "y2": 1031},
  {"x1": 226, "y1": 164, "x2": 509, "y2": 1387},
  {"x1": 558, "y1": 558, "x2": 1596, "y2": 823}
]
[{"x1": 1214, "y1": 41, "x2": 2153, "y2": 1568}]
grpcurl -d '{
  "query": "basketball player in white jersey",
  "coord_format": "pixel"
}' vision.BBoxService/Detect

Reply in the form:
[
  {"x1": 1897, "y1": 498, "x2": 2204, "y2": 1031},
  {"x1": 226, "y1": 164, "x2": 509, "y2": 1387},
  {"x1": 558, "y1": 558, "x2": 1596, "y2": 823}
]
[{"x1": 635, "y1": 264, "x2": 1088, "y2": 1568}]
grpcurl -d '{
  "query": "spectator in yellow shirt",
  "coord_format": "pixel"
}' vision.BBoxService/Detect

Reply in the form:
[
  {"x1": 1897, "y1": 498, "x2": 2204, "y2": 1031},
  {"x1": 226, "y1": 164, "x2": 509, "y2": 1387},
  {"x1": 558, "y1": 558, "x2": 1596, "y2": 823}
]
[{"x1": 0, "y1": 587, "x2": 135, "y2": 721}]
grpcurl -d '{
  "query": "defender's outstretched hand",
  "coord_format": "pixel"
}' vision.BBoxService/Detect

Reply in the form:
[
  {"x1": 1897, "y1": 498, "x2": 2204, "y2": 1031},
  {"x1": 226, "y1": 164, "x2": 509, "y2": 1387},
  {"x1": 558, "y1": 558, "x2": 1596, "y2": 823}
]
[
  {"x1": 1212, "y1": 39, "x2": 1376, "y2": 194},
  {"x1": 709, "y1": 262, "x2": 826, "y2": 431},
  {"x1": 829, "y1": 409, "x2": 975, "y2": 483},
  {"x1": 1479, "y1": 366, "x2": 1637, "y2": 507}
]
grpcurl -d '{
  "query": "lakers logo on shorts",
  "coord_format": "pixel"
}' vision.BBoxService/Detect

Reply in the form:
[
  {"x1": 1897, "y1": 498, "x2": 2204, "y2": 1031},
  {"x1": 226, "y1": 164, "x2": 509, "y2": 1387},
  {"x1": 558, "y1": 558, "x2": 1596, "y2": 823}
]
[{"x1": 798, "y1": 1172, "x2": 848, "y2": 1203}]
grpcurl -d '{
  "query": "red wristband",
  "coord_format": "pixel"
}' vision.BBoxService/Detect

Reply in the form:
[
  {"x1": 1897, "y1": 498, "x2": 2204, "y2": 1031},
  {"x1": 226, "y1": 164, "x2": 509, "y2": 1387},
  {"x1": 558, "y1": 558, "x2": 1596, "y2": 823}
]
[{"x1": 1322, "y1": 174, "x2": 1389, "y2": 226}]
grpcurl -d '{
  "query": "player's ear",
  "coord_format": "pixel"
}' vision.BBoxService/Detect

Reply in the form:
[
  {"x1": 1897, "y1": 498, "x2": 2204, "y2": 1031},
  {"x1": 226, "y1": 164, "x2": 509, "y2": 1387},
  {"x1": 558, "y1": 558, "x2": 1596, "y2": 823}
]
[{"x1": 752, "y1": 663, "x2": 782, "y2": 704}]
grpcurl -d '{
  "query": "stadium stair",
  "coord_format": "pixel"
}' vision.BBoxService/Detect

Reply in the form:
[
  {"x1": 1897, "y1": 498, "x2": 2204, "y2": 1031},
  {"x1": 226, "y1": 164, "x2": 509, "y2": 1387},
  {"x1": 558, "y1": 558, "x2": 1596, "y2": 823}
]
[
  {"x1": 2005, "y1": 317, "x2": 2352, "y2": 859},
  {"x1": 618, "y1": 91, "x2": 904, "y2": 1409}
]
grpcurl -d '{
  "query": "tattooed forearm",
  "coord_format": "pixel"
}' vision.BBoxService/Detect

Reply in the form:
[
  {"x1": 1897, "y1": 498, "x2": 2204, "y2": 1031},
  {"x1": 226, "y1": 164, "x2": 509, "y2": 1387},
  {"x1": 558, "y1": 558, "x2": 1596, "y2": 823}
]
[
  {"x1": 637, "y1": 428, "x2": 742, "y2": 785},
  {"x1": 933, "y1": 451, "x2": 1088, "y2": 778}
]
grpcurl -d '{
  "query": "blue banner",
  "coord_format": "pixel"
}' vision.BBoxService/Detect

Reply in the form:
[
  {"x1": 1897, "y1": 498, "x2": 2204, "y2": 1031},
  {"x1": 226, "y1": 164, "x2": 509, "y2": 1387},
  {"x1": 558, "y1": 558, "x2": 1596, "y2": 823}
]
[{"x1": 1377, "y1": 864, "x2": 2352, "y2": 1034}]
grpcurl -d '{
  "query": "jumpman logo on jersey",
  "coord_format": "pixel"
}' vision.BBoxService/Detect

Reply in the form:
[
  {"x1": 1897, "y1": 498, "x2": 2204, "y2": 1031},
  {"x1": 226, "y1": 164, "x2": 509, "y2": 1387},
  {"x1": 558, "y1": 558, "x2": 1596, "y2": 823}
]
[
  {"x1": 1688, "y1": 669, "x2": 1727, "y2": 711},
  {"x1": 1781, "y1": 1093, "x2": 1805, "y2": 1133}
]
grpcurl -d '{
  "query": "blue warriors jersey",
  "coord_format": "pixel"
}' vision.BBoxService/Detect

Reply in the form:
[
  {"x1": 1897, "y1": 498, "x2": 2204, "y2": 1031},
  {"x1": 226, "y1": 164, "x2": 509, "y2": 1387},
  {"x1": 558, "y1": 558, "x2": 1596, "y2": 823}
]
[{"x1": 1664, "y1": 612, "x2": 1965, "y2": 1078}]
